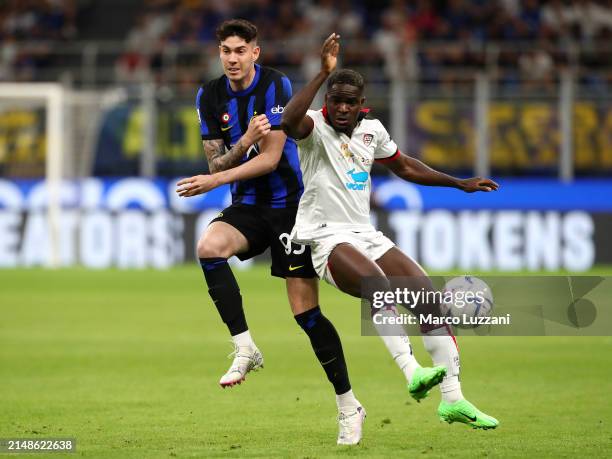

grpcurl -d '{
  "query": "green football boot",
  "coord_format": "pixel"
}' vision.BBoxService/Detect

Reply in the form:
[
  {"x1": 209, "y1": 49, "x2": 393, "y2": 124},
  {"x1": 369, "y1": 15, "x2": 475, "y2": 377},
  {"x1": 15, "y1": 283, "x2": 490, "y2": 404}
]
[
  {"x1": 438, "y1": 399, "x2": 499, "y2": 430},
  {"x1": 408, "y1": 366, "x2": 447, "y2": 402}
]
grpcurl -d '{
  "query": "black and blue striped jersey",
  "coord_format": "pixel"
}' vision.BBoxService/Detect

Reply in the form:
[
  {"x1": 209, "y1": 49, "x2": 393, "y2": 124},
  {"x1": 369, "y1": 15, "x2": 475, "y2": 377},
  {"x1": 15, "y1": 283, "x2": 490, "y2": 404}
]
[{"x1": 196, "y1": 64, "x2": 303, "y2": 208}]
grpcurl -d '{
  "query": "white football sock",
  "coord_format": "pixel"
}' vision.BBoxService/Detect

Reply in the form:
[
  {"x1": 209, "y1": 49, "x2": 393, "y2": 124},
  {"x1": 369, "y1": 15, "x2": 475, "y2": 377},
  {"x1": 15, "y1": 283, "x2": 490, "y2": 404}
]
[
  {"x1": 379, "y1": 334, "x2": 421, "y2": 383},
  {"x1": 231, "y1": 330, "x2": 255, "y2": 348},
  {"x1": 422, "y1": 326, "x2": 464, "y2": 403},
  {"x1": 373, "y1": 307, "x2": 421, "y2": 383},
  {"x1": 336, "y1": 389, "x2": 360, "y2": 411}
]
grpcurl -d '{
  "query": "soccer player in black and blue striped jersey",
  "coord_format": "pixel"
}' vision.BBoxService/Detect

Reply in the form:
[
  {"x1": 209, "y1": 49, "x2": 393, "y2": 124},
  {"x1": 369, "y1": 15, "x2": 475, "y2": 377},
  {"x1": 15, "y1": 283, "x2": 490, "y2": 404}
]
[{"x1": 177, "y1": 20, "x2": 362, "y2": 435}]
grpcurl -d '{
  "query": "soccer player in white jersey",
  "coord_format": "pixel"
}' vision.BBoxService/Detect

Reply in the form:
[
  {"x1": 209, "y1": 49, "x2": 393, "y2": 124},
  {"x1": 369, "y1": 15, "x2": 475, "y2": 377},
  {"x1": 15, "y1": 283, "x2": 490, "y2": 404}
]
[{"x1": 281, "y1": 33, "x2": 500, "y2": 432}]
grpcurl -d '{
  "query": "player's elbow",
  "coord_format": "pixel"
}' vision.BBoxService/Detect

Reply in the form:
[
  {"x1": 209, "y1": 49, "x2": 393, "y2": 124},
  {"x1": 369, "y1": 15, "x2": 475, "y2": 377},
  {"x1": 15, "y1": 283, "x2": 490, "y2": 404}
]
[
  {"x1": 280, "y1": 118, "x2": 293, "y2": 137},
  {"x1": 280, "y1": 113, "x2": 298, "y2": 137}
]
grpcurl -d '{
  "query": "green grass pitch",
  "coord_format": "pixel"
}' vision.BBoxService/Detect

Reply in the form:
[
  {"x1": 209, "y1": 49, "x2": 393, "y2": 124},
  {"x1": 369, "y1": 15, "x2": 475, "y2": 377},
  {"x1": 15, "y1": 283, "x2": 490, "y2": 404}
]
[{"x1": 1, "y1": 266, "x2": 611, "y2": 458}]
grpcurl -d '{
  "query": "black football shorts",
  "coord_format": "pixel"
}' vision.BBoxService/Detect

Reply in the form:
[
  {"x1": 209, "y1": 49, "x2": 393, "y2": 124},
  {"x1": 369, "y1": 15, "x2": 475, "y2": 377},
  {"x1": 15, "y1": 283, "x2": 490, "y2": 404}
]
[{"x1": 209, "y1": 203, "x2": 317, "y2": 279}]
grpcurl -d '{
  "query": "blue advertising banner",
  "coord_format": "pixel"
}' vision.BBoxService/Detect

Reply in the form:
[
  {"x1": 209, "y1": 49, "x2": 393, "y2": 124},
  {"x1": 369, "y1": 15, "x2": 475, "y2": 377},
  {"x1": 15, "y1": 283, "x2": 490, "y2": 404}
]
[
  {"x1": 0, "y1": 177, "x2": 611, "y2": 212},
  {"x1": 0, "y1": 177, "x2": 609, "y2": 269}
]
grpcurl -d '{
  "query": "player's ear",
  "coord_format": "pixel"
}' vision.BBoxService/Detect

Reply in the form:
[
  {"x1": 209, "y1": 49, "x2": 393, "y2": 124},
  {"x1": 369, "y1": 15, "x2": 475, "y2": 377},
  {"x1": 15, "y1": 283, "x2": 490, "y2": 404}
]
[
  {"x1": 252, "y1": 45, "x2": 260, "y2": 62},
  {"x1": 360, "y1": 96, "x2": 366, "y2": 106}
]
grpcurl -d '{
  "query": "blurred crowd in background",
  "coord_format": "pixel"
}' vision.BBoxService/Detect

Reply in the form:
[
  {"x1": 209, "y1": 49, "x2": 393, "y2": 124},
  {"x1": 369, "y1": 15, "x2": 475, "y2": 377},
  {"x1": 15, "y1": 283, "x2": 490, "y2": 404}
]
[
  {"x1": 1, "y1": 0, "x2": 612, "y2": 92},
  {"x1": 0, "y1": 0, "x2": 77, "y2": 80},
  {"x1": 0, "y1": 0, "x2": 610, "y2": 180}
]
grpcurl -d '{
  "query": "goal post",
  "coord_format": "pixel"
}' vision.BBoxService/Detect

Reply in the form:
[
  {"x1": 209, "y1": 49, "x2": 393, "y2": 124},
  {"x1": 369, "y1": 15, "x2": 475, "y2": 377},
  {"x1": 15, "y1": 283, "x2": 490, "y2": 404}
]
[{"x1": 0, "y1": 83, "x2": 65, "y2": 268}]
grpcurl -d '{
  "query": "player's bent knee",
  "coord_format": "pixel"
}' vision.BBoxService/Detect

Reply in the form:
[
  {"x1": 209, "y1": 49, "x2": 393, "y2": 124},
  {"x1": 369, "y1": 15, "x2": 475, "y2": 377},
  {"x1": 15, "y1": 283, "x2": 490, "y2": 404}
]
[{"x1": 197, "y1": 235, "x2": 233, "y2": 259}]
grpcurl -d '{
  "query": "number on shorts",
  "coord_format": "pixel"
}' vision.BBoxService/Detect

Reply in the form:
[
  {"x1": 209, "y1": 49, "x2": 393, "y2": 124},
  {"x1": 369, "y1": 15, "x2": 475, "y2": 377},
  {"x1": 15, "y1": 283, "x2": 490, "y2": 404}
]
[{"x1": 279, "y1": 233, "x2": 306, "y2": 255}]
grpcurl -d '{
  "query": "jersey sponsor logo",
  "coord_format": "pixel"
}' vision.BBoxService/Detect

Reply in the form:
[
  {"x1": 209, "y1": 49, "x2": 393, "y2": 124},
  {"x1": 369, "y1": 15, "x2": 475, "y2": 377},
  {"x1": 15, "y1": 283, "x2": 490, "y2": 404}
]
[
  {"x1": 345, "y1": 168, "x2": 369, "y2": 191},
  {"x1": 363, "y1": 133, "x2": 374, "y2": 145},
  {"x1": 271, "y1": 105, "x2": 285, "y2": 114}
]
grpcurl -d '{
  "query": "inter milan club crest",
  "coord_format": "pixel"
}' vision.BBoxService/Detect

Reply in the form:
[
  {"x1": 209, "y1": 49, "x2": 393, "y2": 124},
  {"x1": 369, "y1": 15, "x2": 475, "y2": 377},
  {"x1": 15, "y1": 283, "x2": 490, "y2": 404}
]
[{"x1": 363, "y1": 133, "x2": 374, "y2": 146}]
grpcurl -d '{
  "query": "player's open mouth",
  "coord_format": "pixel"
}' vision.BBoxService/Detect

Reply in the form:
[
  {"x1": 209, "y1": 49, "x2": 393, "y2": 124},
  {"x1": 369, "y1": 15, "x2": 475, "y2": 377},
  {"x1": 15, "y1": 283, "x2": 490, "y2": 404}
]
[
  {"x1": 228, "y1": 68, "x2": 240, "y2": 74},
  {"x1": 335, "y1": 118, "x2": 349, "y2": 126}
]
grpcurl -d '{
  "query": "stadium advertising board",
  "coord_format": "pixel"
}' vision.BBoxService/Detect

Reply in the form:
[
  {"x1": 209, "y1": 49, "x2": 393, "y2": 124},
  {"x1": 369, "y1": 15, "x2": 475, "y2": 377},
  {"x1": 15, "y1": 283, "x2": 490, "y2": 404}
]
[
  {"x1": 0, "y1": 108, "x2": 46, "y2": 177},
  {"x1": 0, "y1": 178, "x2": 610, "y2": 270},
  {"x1": 408, "y1": 101, "x2": 612, "y2": 173},
  {"x1": 0, "y1": 101, "x2": 609, "y2": 176},
  {"x1": 85, "y1": 100, "x2": 612, "y2": 176}
]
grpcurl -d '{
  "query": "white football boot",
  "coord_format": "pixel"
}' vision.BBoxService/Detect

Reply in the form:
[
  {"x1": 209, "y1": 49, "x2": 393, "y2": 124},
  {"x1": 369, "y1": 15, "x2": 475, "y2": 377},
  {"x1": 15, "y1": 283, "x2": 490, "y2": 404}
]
[
  {"x1": 219, "y1": 344, "x2": 264, "y2": 388},
  {"x1": 337, "y1": 405, "x2": 366, "y2": 445}
]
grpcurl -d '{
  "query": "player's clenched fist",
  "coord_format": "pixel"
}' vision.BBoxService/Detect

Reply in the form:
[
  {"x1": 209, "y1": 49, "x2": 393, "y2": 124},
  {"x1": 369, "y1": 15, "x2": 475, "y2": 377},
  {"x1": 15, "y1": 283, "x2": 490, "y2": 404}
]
[
  {"x1": 244, "y1": 114, "x2": 271, "y2": 146},
  {"x1": 321, "y1": 32, "x2": 340, "y2": 75}
]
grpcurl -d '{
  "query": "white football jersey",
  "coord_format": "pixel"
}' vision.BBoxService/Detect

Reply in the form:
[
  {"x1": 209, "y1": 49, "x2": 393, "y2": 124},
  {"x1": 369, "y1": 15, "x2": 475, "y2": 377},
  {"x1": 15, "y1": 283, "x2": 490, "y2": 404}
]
[{"x1": 291, "y1": 109, "x2": 398, "y2": 243}]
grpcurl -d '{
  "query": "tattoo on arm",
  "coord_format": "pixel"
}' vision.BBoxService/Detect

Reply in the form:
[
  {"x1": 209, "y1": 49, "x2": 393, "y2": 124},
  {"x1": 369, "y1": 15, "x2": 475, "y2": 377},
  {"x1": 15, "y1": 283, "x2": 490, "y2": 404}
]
[{"x1": 203, "y1": 139, "x2": 250, "y2": 173}]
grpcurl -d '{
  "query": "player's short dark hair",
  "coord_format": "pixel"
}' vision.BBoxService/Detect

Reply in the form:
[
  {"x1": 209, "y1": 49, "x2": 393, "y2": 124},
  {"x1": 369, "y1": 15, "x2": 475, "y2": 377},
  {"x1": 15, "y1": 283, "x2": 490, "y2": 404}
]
[
  {"x1": 327, "y1": 69, "x2": 365, "y2": 94},
  {"x1": 216, "y1": 19, "x2": 258, "y2": 44}
]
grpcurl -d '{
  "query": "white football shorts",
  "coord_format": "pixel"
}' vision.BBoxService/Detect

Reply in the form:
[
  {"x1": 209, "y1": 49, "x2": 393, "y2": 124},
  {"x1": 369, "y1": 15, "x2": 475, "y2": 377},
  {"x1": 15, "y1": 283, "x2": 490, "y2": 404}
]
[{"x1": 304, "y1": 228, "x2": 395, "y2": 286}]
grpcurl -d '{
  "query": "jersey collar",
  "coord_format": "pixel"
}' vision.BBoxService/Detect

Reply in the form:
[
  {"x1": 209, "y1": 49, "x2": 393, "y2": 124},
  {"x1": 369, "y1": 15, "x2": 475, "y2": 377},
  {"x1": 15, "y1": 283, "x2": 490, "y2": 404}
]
[
  {"x1": 226, "y1": 64, "x2": 261, "y2": 96},
  {"x1": 321, "y1": 105, "x2": 371, "y2": 131}
]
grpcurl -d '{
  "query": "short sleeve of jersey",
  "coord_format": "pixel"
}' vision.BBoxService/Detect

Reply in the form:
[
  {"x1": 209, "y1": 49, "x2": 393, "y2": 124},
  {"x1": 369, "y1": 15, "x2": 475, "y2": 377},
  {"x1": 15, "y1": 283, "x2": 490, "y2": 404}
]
[
  {"x1": 264, "y1": 73, "x2": 293, "y2": 130},
  {"x1": 373, "y1": 120, "x2": 399, "y2": 160},
  {"x1": 295, "y1": 109, "x2": 323, "y2": 149},
  {"x1": 196, "y1": 85, "x2": 222, "y2": 140}
]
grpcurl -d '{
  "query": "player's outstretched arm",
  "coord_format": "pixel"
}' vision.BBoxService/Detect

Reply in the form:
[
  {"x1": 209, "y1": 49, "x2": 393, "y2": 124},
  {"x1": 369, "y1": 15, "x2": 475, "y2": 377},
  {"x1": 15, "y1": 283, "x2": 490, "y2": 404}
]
[
  {"x1": 203, "y1": 114, "x2": 271, "y2": 174},
  {"x1": 281, "y1": 33, "x2": 340, "y2": 140},
  {"x1": 383, "y1": 152, "x2": 500, "y2": 193}
]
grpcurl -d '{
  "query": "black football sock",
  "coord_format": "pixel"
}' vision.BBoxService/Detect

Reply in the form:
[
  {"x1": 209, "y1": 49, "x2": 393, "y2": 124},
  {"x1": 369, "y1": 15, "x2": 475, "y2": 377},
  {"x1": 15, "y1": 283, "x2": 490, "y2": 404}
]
[
  {"x1": 199, "y1": 257, "x2": 248, "y2": 336},
  {"x1": 295, "y1": 306, "x2": 351, "y2": 395}
]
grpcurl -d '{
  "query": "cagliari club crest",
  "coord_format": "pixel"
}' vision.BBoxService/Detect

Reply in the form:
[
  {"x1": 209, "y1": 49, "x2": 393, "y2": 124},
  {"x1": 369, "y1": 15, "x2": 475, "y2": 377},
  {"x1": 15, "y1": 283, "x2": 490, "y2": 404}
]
[{"x1": 363, "y1": 133, "x2": 374, "y2": 145}]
